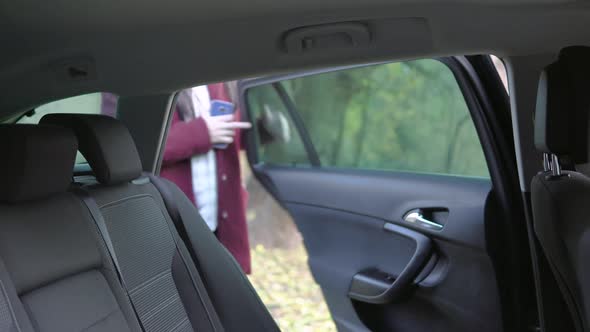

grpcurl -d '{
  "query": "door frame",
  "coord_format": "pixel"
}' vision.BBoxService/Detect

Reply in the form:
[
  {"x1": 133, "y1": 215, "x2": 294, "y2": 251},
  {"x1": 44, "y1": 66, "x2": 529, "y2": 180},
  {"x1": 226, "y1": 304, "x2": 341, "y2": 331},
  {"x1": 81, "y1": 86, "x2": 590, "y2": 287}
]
[{"x1": 231, "y1": 55, "x2": 536, "y2": 331}]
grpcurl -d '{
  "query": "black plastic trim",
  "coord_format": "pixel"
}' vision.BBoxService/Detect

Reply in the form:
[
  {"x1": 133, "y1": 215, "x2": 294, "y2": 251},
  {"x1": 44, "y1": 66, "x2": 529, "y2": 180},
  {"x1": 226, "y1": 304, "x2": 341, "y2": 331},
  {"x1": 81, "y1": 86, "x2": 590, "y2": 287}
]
[
  {"x1": 348, "y1": 222, "x2": 432, "y2": 304},
  {"x1": 462, "y1": 55, "x2": 535, "y2": 332}
]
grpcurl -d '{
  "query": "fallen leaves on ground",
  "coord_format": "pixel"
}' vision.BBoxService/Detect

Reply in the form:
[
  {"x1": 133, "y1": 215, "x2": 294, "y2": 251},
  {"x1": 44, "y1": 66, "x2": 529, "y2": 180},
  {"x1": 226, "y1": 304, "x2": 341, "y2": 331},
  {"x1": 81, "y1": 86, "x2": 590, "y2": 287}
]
[{"x1": 248, "y1": 244, "x2": 337, "y2": 332}]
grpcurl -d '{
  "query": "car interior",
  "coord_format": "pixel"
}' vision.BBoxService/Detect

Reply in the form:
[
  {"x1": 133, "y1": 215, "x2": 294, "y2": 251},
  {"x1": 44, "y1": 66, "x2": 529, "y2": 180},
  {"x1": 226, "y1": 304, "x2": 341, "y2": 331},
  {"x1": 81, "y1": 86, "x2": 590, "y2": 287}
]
[{"x1": 2, "y1": 1, "x2": 590, "y2": 332}]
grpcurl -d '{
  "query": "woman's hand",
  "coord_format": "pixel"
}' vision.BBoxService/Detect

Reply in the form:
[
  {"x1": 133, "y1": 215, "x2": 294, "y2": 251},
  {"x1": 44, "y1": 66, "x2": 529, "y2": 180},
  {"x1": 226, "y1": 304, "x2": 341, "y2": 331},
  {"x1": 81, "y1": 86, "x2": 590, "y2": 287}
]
[{"x1": 203, "y1": 114, "x2": 252, "y2": 145}]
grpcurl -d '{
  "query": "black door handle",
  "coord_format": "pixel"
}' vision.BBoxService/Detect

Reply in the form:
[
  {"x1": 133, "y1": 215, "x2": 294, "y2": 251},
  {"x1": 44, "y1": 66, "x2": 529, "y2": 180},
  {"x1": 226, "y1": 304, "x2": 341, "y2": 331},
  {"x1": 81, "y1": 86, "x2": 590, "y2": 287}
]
[{"x1": 348, "y1": 222, "x2": 433, "y2": 304}]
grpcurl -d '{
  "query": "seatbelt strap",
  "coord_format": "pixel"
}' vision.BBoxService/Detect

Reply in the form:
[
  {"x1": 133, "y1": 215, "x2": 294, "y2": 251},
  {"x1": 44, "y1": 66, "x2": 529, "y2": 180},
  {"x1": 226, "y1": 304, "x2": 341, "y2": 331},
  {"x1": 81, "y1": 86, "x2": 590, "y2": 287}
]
[
  {"x1": 147, "y1": 175, "x2": 224, "y2": 332},
  {"x1": 73, "y1": 188, "x2": 146, "y2": 332}
]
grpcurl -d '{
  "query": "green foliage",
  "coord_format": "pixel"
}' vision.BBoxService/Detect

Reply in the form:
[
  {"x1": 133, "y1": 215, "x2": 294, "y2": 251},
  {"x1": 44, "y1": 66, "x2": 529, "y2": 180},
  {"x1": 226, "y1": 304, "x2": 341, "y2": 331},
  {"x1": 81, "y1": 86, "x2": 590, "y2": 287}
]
[
  {"x1": 247, "y1": 85, "x2": 311, "y2": 166},
  {"x1": 248, "y1": 59, "x2": 489, "y2": 177}
]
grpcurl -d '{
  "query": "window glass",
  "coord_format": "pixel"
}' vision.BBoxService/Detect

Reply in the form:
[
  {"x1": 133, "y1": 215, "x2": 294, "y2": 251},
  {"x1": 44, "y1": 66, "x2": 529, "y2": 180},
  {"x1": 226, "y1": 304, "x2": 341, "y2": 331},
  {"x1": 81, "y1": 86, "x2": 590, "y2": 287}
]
[
  {"x1": 18, "y1": 92, "x2": 118, "y2": 163},
  {"x1": 247, "y1": 59, "x2": 489, "y2": 178},
  {"x1": 247, "y1": 84, "x2": 309, "y2": 166}
]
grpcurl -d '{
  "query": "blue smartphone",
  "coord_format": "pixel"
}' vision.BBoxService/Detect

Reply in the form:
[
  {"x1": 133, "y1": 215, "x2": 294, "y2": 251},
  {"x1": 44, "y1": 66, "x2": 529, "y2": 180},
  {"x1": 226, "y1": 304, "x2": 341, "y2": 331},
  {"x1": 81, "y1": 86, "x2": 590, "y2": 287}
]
[
  {"x1": 209, "y1": 100, "x2": 235, "y2": 149},
  {"x1": 210, "y1": 100, "x2": 235, "y2": 117}
]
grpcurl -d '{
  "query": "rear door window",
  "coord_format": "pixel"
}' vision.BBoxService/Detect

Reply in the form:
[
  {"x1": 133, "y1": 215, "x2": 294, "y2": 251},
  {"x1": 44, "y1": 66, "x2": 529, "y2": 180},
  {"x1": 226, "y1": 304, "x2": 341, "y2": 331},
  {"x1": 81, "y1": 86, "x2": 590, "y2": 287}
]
[
  {"x1": 18, "y1": 92, "x2": 118, "y2": 163},
  {"x1": 245, "y1": 59, "x2": 489, "y2": 178}
]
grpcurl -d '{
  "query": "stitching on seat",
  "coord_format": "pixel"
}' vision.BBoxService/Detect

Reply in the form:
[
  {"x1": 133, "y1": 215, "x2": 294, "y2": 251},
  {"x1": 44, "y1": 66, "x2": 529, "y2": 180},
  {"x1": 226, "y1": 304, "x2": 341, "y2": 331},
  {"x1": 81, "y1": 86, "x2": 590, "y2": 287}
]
[
  {"x1": 139, "y1": 292, "x2": 180, "y2": 322},
  {"x1": 128, "y1": 270, "x2": 171, "y2": 296},
  {"x1": 99, "y1": 194, "x2": 152, "y2": 210},
  {"x1": 170, "y1": 316, "x2": 190, "y2": 332},
  {"x1": 80, "y1": 308, "x2": 120, "y2": 332}
]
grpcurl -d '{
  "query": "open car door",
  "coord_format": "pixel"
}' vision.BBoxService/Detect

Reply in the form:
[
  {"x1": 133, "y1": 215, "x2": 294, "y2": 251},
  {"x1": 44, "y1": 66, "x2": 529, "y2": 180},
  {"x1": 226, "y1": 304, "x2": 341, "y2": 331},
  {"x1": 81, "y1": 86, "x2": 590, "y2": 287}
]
[{"x1": 239, "y1": 56, "x2": 531, "y2": 332}]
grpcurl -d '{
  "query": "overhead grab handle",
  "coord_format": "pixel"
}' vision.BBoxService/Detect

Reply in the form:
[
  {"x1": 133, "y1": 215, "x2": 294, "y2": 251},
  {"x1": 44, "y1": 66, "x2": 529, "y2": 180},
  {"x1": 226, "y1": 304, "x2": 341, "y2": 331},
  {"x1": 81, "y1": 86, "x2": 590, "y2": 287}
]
[{"x1": 283, "y1": 22, "x2": 371, "y2": 54}]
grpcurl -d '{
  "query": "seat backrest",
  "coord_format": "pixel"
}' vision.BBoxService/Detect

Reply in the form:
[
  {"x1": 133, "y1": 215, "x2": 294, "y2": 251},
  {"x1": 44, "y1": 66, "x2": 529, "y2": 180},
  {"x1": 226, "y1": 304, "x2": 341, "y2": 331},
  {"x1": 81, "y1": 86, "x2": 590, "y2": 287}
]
[
  {"x1": 41, "y1": 114, "x2": 279, "y2": 332},
  {"x1": 0, "y1": 124, "x2": 142, "y2": 332},
  {"x1": 531, "y1": 46, "x2": 590, "y2": 332}
]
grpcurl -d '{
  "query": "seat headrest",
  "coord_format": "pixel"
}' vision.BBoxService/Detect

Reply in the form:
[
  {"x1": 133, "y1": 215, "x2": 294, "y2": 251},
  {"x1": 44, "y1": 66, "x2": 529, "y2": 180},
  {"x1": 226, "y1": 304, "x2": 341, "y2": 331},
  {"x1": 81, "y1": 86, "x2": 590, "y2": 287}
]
[
  {"x1": 0, "y1": 124, "x2": 77, "y2": 203},
  {"x1": 535, "y1": 46, "x2": 590, "y2": 163},
  {"x1": 41, "y1": 114, "x2": 142, "y2": 185}
]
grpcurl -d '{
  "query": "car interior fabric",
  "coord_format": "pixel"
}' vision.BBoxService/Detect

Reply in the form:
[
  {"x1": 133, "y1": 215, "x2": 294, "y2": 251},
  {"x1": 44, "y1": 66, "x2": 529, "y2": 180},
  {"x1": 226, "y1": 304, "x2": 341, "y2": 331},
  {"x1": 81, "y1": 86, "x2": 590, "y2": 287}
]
[
  {"x1": 40, "y1": 113, "x2": 280, "y2": 332},
  {"x1": 147, "y1": 174, "x2": 280, "y2": 332},
  {"x1": 42, "y1": 114, "x2": 143, "y2": 185},
  {"x1": 0, "y1": 124, "x2": 143, "y2": 332},
  {"x1": 0, "y1": 255, "x2": 34, "y2": 332},
  {"x1": 531, "y1": 46, "x2": 590, "y2": 332},
  {"x1": 5, "y1": 1, "x2": 590, "y2": 118},
  {"x1": 0, "y1": 124, "x2": 78, "y2": 202}
]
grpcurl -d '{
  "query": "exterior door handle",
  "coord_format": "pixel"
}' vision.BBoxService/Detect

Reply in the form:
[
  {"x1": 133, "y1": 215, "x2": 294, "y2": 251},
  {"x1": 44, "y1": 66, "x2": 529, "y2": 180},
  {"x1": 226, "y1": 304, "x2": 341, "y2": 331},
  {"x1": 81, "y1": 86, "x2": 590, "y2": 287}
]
[{"x1": 404, "y1": 210, "x2": 443, "y2": 230}]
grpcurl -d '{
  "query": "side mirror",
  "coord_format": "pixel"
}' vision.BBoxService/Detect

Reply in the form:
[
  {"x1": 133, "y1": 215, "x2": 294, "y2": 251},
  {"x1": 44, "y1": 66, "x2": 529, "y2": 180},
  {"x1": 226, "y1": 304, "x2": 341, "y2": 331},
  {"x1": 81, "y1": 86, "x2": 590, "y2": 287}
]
[{"x1": 257, "y1": 105, "x2": 291, "y2": 145}]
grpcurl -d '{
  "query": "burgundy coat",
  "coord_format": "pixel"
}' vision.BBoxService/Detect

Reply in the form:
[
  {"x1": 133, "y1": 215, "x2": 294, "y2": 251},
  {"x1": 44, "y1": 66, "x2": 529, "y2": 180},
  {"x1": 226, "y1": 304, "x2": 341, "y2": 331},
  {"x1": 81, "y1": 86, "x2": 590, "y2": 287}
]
[{"x1": 160, "y1": 83, "x2": 251, "y2": 274}]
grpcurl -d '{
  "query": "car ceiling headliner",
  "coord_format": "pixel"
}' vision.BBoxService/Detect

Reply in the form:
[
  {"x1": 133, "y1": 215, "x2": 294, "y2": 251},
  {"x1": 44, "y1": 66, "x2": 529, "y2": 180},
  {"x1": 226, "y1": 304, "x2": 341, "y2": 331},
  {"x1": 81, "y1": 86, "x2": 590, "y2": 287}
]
[{"x1": 0, "y1": 0, "x2": 588, "y2": 115}]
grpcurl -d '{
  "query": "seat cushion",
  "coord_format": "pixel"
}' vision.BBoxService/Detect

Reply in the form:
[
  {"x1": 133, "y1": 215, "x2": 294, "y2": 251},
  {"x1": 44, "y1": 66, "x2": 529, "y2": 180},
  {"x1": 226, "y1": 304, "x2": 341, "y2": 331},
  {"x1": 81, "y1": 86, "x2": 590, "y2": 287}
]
[
  {"x1": 0, "y1": 193, "x2": 143, "y2": 332},
  {"x1": 531, "y1": 171, "x2": 590, "y2": 330},
  {"x1": 22, "y1": 270, "x2": 130, "y2": 332},
  {"x1": 87, "y1": 182, "x2": 194, "y2": 332},
  {"x1": 0, "y1": 194, "x2": 102, "y2": 294},
  {"x1": 0, "y1": 123, "x2": 142, "y2": 332},
  {"x1": 45, "y1": 113, "x2": 279, "y2": 331}
]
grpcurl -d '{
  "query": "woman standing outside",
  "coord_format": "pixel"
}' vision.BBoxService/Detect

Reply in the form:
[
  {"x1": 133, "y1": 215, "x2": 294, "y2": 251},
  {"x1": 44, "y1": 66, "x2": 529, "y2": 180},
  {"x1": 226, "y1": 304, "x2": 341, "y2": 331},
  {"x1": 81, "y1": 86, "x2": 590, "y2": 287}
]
[{"x1": 159, "y1": 83, "x2": 252, "y2": 273}]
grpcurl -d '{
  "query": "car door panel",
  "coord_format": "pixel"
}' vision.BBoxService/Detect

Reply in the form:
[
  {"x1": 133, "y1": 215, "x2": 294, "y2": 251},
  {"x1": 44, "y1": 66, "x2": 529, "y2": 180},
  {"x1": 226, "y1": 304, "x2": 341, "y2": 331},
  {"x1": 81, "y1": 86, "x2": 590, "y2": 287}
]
[
  {"x1": 240, "y1": 57, "x2": 509, "y2": 331},
  {"x1": 254, "y1": 165, "x2": 502, "y2": 331},
  {"x1": 261, "y1": 167, "x2": 490, "y2": 249}
]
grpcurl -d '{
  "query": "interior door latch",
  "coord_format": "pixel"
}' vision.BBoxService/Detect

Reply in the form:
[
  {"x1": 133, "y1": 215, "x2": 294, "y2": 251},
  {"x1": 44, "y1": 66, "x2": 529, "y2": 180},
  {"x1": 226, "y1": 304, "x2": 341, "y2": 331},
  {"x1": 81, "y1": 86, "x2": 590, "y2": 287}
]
[{"x1": 403, "y1": 209, "x2": 446, "y2": 231}]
